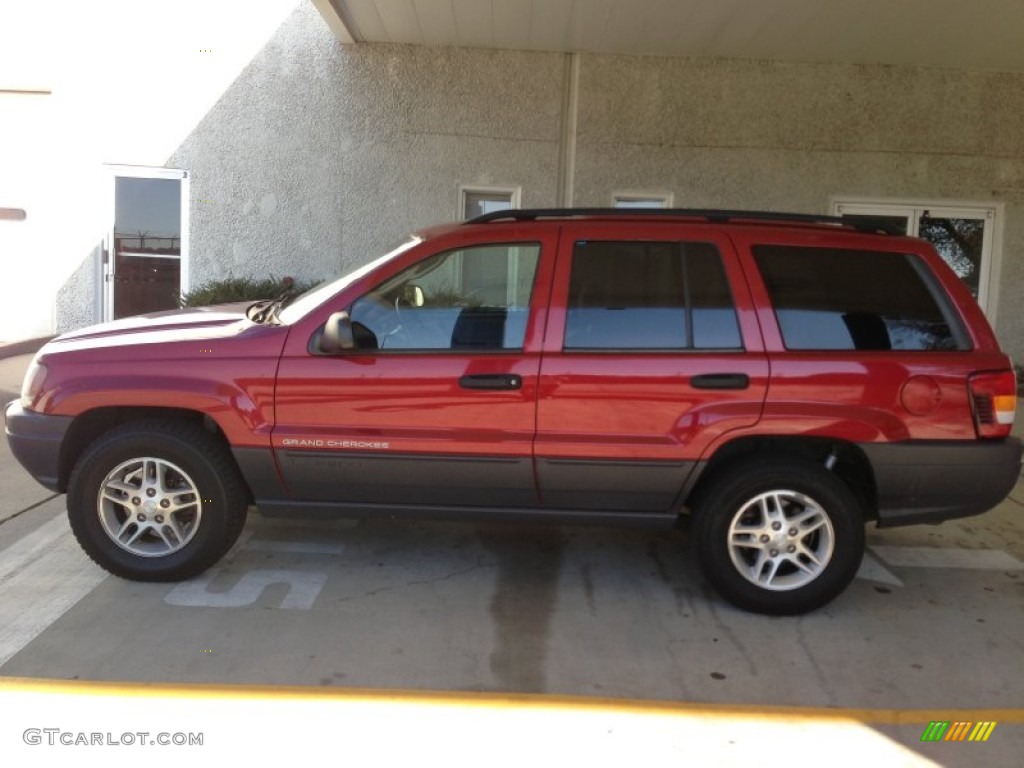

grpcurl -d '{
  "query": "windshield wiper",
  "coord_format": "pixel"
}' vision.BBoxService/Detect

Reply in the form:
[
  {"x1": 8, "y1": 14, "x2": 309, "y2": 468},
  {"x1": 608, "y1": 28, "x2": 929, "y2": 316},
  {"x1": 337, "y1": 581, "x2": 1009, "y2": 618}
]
[{"x1": 246, "y1": 290, "x2": 297, "y2": 325}]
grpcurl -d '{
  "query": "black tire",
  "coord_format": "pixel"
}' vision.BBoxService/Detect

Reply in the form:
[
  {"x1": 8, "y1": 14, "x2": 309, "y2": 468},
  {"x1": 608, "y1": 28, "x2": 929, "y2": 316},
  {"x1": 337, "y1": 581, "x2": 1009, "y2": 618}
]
[
  {"x1": 67, "y1": 419, "x2": 248, "y2": 581},
  {"x1": 692, "y1": 458, "x2": 865, "y2": 615}
]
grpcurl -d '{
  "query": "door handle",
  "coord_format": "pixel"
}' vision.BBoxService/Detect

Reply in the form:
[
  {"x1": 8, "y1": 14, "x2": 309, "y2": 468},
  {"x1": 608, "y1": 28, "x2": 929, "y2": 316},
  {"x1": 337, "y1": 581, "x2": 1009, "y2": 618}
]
[
  {"x1": 690, "y1": 373, "x2": 750, "y2": 390},
  {"x1": 459, "y1": 374, "x2": 523, "y2": 391}
]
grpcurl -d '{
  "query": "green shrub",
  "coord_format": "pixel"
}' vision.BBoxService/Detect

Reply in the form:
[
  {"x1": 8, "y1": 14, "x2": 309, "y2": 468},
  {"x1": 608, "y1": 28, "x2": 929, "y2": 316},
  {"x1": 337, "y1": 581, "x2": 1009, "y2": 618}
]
[{"x1": 180, "y1": 275, "x2": 320, "y2": 308}]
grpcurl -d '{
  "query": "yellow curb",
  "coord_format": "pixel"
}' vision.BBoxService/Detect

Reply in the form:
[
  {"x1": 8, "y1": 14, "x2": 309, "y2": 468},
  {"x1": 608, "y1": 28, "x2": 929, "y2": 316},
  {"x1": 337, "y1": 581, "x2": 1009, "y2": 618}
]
[{"x1": 1, "y1": 677, "x2": 1022, "y2": 725}]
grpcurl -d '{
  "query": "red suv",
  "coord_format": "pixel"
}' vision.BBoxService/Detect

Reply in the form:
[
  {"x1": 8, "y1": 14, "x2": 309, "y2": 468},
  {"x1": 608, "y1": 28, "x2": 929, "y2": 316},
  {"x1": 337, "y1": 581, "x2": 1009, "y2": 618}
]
[{"x1": 6, "y1": 209, "x2": 1021, "y2": 614}]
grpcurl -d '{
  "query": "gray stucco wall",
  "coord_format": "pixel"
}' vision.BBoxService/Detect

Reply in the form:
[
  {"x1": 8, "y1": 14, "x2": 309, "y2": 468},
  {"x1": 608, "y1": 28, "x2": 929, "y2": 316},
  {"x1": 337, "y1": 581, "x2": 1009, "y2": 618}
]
[
  {"x1": 169, "y1": 2, "x2": 565, "y2": 290},
  {"x1": 56, "y1": 243, "x2": 101, "y2": 333},
  {"x1": 160, "y1": 1, "x2": 1024, "y2": 357},
  {"x1": 571, "y1": 55, "x2": 1024, "y2": 353}
]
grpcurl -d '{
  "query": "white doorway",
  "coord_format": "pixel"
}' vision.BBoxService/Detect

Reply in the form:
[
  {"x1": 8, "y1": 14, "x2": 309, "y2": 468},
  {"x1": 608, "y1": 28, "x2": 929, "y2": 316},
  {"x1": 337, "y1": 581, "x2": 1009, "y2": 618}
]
[{"x1": 104, "y1": 166, "x2": 189, "y2": 321}]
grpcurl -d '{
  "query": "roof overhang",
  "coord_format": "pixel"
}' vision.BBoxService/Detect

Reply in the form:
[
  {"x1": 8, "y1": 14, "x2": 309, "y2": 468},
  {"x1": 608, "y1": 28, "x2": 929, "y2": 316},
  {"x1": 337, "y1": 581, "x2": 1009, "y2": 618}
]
[{"x1": 313, "y1": 0, "x2": 1024, "y2": 74}]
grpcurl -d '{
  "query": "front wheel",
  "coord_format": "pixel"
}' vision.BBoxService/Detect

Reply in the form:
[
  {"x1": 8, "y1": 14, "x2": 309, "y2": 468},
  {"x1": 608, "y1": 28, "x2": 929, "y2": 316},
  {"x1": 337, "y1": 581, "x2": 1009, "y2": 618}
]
[
  {"x1": 692, "y1": 458, "x2": 865, "y2": 615},
  {"x1": 67, "y1": 419, "x2": 248, "y2": 581}
]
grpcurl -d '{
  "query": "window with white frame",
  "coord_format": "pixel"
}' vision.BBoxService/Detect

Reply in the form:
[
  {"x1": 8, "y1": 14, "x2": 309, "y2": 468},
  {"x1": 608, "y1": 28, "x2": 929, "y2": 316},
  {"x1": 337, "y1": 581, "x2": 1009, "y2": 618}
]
[
  {"x1": 461, "y1": 187, "x2": 520, "y2": 220},
  {"x1": 105, "y1": 166, "x2": 189, "y2": 321},
  {"x1": 458, "y1": 186, "x2": 527, "y2": 312},
  {"x1": 834, "y1": 200, "x2": 999, "y2": 314},
  {"x1": 612, "y1": 191, "x2": 674, "y2": 209}
]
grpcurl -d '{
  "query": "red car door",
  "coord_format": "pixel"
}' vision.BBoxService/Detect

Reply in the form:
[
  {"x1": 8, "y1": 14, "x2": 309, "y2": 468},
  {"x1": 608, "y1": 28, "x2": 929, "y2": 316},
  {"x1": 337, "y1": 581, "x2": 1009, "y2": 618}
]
[
  {"x1": 272, "y1": 233, "x2": 555, "y2": 510},
  {"x1": 535, "y1": 221, "x2": 769, "y2": 514}
]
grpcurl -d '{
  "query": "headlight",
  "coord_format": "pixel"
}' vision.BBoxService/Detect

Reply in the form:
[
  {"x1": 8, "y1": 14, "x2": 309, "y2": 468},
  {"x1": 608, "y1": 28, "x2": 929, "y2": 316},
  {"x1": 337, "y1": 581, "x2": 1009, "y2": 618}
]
[{"x1": 20, "y1": 359, "x2": 47, "y2": 411}]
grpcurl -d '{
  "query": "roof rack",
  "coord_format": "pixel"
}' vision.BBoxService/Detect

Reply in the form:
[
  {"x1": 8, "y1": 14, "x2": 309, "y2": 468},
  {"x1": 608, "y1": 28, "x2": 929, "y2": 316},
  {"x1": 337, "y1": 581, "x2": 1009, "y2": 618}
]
[{"x1": 466, "y1": 207, "x2": 900, "y2": 234}]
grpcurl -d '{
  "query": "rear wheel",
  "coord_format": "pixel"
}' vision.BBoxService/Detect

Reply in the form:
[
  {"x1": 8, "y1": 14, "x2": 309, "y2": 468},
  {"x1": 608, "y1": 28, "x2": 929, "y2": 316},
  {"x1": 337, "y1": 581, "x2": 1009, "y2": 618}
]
[
  {"x1": 67, "y1": 419, "x2": 248, "y2": 581},
  {"x1": 692, "y1": 458, "x2": 865, "y2": 614}
]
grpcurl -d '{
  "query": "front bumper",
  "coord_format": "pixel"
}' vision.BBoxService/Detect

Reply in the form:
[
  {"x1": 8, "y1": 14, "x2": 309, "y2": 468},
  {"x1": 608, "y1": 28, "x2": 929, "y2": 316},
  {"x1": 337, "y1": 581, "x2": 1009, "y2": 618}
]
[
  {"x1": 4, "y1": 400, "x2": 72, "y2": 492},
  {"x1": 860, "y1": 438, "x2": 1023, "y2": 527}
]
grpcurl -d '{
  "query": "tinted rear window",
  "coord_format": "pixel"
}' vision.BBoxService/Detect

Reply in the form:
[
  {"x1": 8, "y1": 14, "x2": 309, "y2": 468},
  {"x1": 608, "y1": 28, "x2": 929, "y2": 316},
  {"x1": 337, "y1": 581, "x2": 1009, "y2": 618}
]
[
  {"x1": 754, "y1": 246, "x2": 964, "y2": 351},
  {"x1": 565, "y1": 241, "x2": 742, "y2": 350}
]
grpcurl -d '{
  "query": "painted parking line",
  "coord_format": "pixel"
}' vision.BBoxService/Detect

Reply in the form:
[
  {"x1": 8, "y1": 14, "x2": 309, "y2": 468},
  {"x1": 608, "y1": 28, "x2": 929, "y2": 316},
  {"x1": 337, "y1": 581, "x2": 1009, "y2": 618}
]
[
  {"x1": 0, "y1": 514, "x2": 69, "y2": 581},
  {"x1": 164, "y1": 569, "x2": 328, "y2": 609},
  {"x1": 855, "y1": 551, "x2": 904, "y2": 587},
  {"x1": 856, "y1": 546, "x2": 1022, "y2": 588},
  {"x1": 161, "y1": 537, "x2": 343, "y2": 609},
  {"x1": 243, "y1": 539, "x2": 345, "y2": 555},
  {"x1": 870, "y1": 546, "x2": 1023, "y2": 570},
  {"x1": 0, "y1": 515, "x2": 107, "y2": 667}
]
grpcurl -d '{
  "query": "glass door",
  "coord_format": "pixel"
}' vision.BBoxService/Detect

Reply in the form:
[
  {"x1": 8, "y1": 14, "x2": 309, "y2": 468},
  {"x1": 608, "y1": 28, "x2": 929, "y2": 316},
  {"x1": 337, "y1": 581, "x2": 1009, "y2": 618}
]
[
  {"x1": 834, "y1": 201, "x2": 996, "y2": 313},
  {"x1": 916, "y1": 208, "x2": 992, "y2": 303},
  {"x1": 104, "y1": 167, "x2": 189, "y2": 320}
]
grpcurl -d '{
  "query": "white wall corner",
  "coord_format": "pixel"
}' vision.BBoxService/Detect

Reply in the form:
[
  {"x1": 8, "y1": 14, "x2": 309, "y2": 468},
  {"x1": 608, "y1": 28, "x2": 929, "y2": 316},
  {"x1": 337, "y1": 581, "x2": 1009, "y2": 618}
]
[{"x1": 310, "y1": 0, "x2": 359, "y2": 44}]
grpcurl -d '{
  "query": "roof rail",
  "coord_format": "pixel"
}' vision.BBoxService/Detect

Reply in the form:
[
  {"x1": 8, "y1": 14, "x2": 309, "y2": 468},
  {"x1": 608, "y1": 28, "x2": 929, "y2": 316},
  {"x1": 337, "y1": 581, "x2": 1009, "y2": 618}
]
[{"x1": 466, "y1": 207, "x2": 900, "y2": 234}]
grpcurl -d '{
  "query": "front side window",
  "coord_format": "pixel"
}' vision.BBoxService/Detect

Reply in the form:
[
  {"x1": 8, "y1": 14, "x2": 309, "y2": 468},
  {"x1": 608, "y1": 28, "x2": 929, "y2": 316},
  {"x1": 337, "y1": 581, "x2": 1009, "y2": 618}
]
[
  {"x1": 754, "y1": 245, "x2": 964, "y2": 351},
  {"x1": 564, "y1": 241, "x2": 742, "y2": 351},
  {"x1": 349, "y1": 243, "x2": 540, "y2": 351}
]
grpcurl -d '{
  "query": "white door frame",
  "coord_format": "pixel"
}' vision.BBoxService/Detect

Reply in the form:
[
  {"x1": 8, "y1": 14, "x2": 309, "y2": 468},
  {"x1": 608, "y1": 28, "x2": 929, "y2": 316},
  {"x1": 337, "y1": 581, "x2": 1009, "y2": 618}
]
[
  {"x1": 833, "y1": 197, "x2": 1002, "y2": 323},
  {"x1": 103, "y1": 165, "x2": 189, "y2": 322}
]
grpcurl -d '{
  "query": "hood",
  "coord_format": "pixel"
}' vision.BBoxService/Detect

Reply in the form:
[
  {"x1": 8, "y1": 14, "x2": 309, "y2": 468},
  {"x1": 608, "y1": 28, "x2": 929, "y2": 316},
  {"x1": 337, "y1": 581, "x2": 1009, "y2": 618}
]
[
  {"x1": 55, "y1": 303, "x2": 252, "y2": 343},
  {"x1": 42, "y1": 303, "x2": 272, "y2": 356}
]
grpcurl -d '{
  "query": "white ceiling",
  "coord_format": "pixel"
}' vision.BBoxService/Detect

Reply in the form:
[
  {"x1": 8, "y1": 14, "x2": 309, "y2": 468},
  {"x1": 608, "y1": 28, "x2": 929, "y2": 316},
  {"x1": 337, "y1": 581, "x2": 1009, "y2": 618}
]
[{"x1": 315, "y1": 0, "x2": 1024, "y2": 73}]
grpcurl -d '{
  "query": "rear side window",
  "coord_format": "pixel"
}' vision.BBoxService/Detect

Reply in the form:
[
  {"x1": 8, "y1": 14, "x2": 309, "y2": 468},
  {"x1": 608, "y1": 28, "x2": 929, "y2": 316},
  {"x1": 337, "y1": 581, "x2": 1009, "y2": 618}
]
[
  {"x1": 565, "y1": 241, "x2": 742, "y2": 350},
  {"x1": 754, "y1": 246, "x2": 965, "y2": 351}
]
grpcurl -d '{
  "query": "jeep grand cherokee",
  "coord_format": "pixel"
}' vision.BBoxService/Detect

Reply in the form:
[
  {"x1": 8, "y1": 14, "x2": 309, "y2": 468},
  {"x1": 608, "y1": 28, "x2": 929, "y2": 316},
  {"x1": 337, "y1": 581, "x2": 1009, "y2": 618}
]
[{"x1": 7, "y1": 208, "x2": 1020, "y2": 614}]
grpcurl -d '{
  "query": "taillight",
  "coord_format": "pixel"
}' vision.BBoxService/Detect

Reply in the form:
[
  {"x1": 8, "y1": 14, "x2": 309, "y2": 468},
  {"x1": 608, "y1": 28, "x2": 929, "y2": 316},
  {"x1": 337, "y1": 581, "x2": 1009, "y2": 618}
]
[{"x1": 969, "y1": 370, "x2": 1017, "y2": 438}]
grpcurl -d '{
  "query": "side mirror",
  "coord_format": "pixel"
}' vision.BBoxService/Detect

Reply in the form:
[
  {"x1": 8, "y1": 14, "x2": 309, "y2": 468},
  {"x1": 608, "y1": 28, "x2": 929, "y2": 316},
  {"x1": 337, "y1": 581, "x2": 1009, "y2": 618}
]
[
  {"x1": 320, "y1": 311, "x2": 355, "y2": 353},
  {"x1": 403, "y1": 283, "x2": 425, "y2": 308}
]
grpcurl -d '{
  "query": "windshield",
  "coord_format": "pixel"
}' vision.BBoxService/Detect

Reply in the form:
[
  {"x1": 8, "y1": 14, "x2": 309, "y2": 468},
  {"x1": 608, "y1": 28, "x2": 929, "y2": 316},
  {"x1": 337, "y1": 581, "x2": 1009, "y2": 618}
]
[{"x1": 276, "y1": 237, "x2": 422, "y2": 324}]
